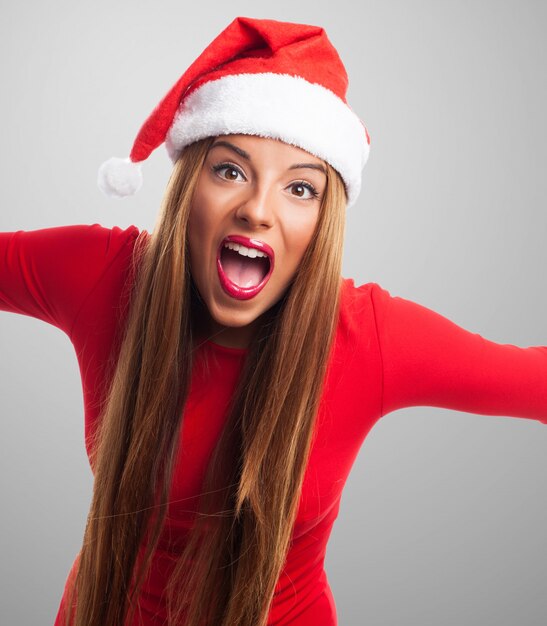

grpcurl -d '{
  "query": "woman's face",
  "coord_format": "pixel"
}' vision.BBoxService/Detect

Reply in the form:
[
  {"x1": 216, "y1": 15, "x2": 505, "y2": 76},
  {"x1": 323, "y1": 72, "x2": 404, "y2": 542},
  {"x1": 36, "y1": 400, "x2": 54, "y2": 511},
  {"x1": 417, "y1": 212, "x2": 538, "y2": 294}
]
[{"x1": 188, "y1": 134, "x2": 327, "y2": 349}]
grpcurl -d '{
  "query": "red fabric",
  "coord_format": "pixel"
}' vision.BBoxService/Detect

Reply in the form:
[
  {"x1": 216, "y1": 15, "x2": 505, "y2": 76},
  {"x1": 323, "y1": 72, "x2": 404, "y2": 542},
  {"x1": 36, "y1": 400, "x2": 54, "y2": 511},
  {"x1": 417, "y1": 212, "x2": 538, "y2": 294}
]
[{"x1": 1, "y1": 224, "x2": 546, "y2": 625}]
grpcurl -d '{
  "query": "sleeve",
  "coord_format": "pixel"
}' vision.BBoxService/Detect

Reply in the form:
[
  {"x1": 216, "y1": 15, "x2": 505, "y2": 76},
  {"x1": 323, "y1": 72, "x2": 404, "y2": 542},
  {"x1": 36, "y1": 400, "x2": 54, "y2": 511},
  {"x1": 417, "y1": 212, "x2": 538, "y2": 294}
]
[
  {"x1": 0, "y1": 223, "x2": 141, "y2": 339},
  {"x1": 370, "y1": 283, "x2": 547, "y2": 425}
]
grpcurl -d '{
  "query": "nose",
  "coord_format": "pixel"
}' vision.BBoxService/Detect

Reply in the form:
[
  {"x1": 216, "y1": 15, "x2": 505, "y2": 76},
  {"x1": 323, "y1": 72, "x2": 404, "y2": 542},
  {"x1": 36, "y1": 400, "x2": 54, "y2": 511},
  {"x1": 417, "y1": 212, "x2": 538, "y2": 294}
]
[{"x1": 234, "y1": 184, "x2": 275, "y2": 230}]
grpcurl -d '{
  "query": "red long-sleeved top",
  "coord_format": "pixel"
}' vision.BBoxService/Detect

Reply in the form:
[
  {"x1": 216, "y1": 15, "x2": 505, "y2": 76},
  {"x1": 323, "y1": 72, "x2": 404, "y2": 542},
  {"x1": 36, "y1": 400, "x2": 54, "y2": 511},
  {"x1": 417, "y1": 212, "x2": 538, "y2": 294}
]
[{"x1": 1, "y1": 224, "x2": 546, "y2": 625}]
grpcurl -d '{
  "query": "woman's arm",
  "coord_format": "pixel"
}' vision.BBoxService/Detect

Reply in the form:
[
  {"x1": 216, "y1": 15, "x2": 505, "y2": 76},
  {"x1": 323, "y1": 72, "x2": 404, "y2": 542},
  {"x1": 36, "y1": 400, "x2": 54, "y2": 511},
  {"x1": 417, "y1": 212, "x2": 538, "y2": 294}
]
[
  {"x1": 0, "y1": 224, "x2": 140, "y2": 339},
  {"x1": 369, "y1": 283, "x2": 547, "y2": 424}
]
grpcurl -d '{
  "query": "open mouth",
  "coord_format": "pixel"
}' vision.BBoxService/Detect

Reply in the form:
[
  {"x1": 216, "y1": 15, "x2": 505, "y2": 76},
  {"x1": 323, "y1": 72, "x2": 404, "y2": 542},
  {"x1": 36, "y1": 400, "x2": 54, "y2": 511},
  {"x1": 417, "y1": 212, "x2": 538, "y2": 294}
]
[{"x1": 217, "y1": 236, "x2": 274, "y2": 300}]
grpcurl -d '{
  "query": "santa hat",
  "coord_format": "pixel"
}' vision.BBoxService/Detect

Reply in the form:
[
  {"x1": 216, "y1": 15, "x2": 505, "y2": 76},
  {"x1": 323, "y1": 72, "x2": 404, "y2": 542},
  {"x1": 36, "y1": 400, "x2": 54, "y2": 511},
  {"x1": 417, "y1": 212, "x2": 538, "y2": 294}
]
[{"x1": 97, "y1": 16, "x2": 371, "y2": 208}]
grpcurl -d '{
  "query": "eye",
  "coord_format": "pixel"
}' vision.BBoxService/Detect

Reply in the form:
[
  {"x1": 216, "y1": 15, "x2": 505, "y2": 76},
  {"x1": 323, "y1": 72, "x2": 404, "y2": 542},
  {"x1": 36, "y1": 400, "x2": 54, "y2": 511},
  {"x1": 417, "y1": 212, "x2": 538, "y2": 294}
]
[
  {"x1": 288, "y1": 180, "x2": 320, "y2": 201},
  {"x1": 212, "y1": 162, "x2": 246, "y2": 182}
]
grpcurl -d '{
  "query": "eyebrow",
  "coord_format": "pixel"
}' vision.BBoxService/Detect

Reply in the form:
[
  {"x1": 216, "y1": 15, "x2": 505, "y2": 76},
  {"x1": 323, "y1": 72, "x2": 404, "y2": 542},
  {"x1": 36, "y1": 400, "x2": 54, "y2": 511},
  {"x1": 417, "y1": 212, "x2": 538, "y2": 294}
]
[{"x1": 209, "y1": 140, "x2": 327, "y2": 176}]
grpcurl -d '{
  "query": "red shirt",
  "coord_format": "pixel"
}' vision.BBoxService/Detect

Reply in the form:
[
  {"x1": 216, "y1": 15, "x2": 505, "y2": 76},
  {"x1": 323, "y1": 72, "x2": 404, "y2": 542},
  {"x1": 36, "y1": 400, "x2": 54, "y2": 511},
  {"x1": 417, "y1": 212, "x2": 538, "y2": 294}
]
[{"x1": 2, "y1": 224, "x2": 546, "y2": 625}]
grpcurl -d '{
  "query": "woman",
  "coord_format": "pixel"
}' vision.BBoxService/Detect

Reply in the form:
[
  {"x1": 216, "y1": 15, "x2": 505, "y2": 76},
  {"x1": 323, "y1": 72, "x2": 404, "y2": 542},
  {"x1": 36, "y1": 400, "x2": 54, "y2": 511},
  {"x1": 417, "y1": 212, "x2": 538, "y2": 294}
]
[{"x1": 1, "y1": 16, "x2": 546, "y2": 626}]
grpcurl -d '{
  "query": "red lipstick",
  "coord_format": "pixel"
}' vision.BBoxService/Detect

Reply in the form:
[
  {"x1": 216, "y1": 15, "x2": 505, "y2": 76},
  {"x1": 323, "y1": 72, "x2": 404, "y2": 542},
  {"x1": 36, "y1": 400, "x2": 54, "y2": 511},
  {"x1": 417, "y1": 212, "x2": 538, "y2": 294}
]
[{"x1": 217, "y1": 235, "x2": 275, "y2": 301}]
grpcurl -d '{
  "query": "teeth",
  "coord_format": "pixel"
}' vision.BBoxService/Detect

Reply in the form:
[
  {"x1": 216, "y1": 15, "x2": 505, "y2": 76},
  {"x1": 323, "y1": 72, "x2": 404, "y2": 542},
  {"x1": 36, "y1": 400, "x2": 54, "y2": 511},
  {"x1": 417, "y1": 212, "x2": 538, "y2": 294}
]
[{"x1": 223, "y1": 241, "x2": 268, "y2": 258}]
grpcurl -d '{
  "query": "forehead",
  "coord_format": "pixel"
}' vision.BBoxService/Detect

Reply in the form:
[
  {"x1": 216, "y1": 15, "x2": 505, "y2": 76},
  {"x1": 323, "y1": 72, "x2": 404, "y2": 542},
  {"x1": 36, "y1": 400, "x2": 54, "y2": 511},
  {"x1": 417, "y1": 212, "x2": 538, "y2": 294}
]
[{"x1": 211, "y1": 134, "x2": 326, "y2": 166}]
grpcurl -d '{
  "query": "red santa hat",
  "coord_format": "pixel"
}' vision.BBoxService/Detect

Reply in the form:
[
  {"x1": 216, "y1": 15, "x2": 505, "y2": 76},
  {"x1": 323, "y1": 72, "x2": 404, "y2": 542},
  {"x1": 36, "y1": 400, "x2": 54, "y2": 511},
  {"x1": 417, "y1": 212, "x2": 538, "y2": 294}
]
[{"x1": 97, "y1": 16, "x2": 371, "y2": 208}]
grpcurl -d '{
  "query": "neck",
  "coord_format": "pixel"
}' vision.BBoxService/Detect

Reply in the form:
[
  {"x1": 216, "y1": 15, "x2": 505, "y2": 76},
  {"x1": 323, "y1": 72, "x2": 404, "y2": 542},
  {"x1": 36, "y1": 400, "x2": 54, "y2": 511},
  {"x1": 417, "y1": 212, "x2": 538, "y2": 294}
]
[{"x1": 201, "y1": 318, "x2": 259, "y2": 350}]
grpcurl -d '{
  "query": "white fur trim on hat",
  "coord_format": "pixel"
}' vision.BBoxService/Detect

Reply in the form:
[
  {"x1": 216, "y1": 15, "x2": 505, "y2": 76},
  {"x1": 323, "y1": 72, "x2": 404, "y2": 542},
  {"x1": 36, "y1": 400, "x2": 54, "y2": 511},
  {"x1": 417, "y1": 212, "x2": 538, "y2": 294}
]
[{"x1": 165, "y1": 73, "x2": 369, "y2": 208}]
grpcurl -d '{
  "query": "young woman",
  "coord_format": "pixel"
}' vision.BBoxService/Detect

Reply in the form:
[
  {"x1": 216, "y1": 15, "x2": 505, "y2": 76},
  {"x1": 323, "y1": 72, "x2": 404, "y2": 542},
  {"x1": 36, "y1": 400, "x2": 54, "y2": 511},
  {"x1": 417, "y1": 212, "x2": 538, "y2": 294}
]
[{"x1": 1, "y1": 16, "x2": 546, "y2": 626}]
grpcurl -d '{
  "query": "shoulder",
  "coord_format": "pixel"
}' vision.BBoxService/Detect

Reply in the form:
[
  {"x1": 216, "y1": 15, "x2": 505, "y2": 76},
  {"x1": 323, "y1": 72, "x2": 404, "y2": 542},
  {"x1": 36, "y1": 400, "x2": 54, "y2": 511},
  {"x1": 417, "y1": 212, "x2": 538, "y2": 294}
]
[
  {"x1": 30, "y1": 222, "x2": 142, "y2": 254},
  {"x1": 3, "y1": 223, "x2": 144, "y2": 264},
  {"x1": 0, "y1": 223, "x2": 146, "y2": 335},
  {"x1": 40, "y1": 223, "x2": 145, "y2": 280},
  {"x1": 335, "y1": 278, "x2": 394, "y2": 351},
  {"x1": 339, "y1": 278, "x2": 392, "y2": 319},
  {"x1": 61, "y1": 224, "x2": 149, "y2": 341}
]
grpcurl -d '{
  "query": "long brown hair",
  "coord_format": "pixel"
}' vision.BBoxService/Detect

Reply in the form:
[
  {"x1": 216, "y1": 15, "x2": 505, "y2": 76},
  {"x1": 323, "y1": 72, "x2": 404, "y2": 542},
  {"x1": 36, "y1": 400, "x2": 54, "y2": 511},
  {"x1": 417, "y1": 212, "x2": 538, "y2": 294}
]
[{"x1": 67, "y1": 136, "x2": 347, "y2": 625}]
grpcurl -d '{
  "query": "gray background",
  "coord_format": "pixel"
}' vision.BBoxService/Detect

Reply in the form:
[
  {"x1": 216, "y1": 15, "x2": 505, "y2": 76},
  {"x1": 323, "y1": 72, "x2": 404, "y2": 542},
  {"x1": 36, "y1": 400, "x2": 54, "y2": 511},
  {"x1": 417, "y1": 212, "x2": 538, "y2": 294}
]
[{"x1": 1, "y1": 1, "x2": 546, "y2": 624}]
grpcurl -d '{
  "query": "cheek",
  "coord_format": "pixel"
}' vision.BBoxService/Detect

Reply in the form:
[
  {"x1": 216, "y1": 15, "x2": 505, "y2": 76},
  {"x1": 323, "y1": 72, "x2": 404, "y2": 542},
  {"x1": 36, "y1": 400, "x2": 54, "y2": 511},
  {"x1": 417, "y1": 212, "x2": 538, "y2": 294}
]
[
  {"x1": 187, "y1": 199, "x2": 217, "y2": 255},
  {"x1": 189, "y1": 183, "x2": 229, "y2": 238},
  {"x1": 187, "y1": 196, "x2": 208, "y2": 238},
  {"x1": 284, "y1": 211, "x2": 320, "y2": 265}
]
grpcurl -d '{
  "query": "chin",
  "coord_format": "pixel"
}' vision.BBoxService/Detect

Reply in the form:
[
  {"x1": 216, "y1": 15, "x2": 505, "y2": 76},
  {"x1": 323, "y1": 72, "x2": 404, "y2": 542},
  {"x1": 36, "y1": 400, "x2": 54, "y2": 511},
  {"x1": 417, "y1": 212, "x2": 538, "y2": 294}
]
[{"x1": 209, "y1": 302, "x2": 263, "y2": 329}]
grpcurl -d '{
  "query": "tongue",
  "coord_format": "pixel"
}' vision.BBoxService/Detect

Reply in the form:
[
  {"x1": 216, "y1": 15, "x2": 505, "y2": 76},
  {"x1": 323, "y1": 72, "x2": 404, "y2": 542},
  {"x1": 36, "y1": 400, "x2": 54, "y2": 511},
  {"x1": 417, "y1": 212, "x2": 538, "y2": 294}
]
[{"x1": 221, "y1": 249, "x2": 268, "y2": 288}]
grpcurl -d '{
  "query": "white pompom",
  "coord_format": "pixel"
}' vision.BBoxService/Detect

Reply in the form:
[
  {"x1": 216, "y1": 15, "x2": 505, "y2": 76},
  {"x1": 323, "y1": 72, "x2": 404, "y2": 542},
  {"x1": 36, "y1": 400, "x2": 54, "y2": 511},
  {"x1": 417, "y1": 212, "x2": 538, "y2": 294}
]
[{"x1": 97, "y1": 157, "x2": 143, "y2": 198}]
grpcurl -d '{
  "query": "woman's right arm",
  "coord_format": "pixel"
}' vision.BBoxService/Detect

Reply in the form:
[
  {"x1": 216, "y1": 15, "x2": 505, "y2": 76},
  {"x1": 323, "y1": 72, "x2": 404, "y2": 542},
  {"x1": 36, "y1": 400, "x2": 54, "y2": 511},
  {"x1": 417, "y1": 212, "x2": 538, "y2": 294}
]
[{"x1": 0, "y1": 224, "x2": 140, "y2": 339}]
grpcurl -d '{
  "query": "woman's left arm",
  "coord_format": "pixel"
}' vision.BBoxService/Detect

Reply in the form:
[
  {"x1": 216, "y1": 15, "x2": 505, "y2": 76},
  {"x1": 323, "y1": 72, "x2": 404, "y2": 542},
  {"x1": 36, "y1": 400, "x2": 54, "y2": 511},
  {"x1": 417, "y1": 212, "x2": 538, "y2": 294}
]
[{"x1": 370, "y1": 283, "x2": 547, "y2": 424}]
